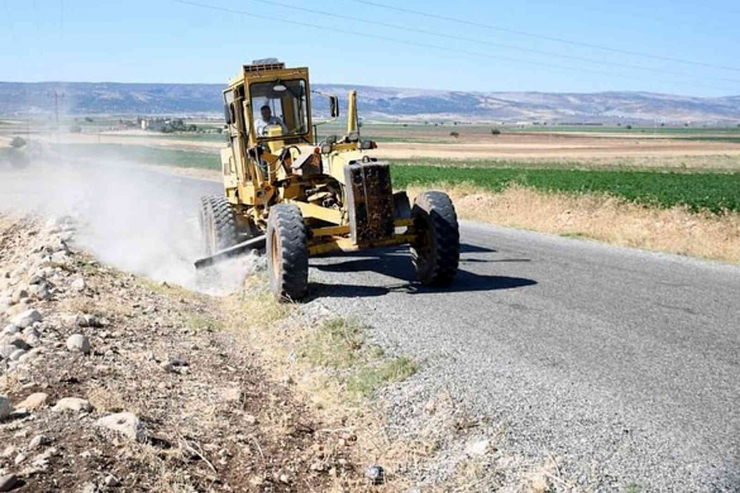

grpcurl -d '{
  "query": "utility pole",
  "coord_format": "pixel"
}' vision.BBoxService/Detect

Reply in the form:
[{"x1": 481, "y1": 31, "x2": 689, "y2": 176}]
[{"x1": 49, "y1": 90, "x2": 65, "y2": 127}]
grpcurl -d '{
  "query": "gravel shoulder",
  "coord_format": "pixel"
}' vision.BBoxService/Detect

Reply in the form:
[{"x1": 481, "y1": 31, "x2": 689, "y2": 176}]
[
  {"x1": 0, "y1": 216, "x2": 365, "y2": 492},
  {"x1": 309, "y1": 221, "x2": 740, "y2": 492}
]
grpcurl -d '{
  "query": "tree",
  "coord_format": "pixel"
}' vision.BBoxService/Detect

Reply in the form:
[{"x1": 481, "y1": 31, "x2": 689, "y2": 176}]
[
  {"x1": 450, "y1": 131, "x2": 459, "y2": 138},
  {"x1": 10, "y1": 136, "x2": 26, "y2": 148},
  {"x1": 491, "y1": 128, "x2": 501, "y2": 135},
  {"x1": 626, "y1": 125, "x2": 633, "y2": 130}
]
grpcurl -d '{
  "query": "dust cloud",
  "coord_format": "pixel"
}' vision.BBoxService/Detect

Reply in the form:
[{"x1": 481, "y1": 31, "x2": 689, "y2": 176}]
[{"x1": 0, "y1": 146, "x2": 258, "y2": 294}]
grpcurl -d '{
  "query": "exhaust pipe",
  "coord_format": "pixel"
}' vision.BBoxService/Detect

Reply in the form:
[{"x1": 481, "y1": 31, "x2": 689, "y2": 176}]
[{"x1": 194, "y1": 235, "x2": 267, "y2": 270}]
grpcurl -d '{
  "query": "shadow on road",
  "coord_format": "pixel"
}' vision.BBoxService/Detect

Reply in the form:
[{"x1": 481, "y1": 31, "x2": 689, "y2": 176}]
[{"x1": 310, "y1": 245, "x2": 537, "y2": 299}]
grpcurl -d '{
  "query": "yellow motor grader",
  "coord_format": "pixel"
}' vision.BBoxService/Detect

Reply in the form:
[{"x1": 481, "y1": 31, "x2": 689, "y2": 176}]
[{"x1": 195, "y1": 59, "x2": 459, "y2": 300}]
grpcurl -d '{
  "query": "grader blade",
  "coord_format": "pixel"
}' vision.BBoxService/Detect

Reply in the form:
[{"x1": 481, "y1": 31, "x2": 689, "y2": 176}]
[{"x1": 194, "y1": 235, "x2": 266, "y2": 270}]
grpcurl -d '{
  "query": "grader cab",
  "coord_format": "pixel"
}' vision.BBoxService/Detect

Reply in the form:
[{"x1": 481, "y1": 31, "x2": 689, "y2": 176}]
[{"x1": 196, "y1": 59, "x2": 460, "y2": 300}]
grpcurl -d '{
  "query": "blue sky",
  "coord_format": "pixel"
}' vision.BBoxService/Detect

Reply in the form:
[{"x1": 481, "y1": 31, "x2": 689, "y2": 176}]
[{"x1": 2, "y1": 0, "x2": 739, "y2": 96}]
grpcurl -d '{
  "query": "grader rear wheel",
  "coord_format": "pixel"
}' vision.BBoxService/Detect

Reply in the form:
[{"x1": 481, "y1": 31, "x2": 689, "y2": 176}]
[
  {"x1": 411, "y1": 191, "x2": 460, "y2": 286},
  {"x1": 267, "y1": 205, "x2": 309, "y2": 301},
  {"x1": 199, "y1": 195, "x2": 239, "y2": 256}
]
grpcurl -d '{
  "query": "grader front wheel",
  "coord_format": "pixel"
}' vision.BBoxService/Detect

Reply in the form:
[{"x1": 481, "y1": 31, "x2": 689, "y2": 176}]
[
  {"x1": 199, "y1": 195, "x2": 239, "y2": 256},
  {"x1": 411, "y1": 191, "x2": 460, "y2": 286},
  {"x1": 267, "y1": 205, "x2": 309, "y2": 301}
]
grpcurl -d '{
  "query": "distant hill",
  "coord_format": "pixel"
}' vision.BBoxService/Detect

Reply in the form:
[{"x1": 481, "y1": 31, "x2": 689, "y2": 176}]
[{"x1": 1, "y1": 81, "x2": 739, "y2": 124}]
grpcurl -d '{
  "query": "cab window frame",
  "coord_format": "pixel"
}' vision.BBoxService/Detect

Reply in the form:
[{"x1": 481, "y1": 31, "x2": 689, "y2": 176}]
[{"x1": 249, "y1": 78, "x2": 310, "y2": 142}]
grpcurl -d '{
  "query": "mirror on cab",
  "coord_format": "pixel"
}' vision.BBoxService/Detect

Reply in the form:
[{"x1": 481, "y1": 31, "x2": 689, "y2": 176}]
[{"x1": 330, "y1": 96, "x2": 339, "y2": 118}]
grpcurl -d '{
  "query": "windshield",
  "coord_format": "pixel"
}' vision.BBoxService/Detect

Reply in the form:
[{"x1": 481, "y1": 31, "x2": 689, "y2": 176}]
[{"x1": 250, "y1": 79, "x2": 308, "y2": 139}]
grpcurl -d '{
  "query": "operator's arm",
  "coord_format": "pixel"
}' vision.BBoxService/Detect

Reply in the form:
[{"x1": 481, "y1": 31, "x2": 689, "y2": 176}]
[{"x1": 276, "y1": 117, "x2": 288, "y2": 134}]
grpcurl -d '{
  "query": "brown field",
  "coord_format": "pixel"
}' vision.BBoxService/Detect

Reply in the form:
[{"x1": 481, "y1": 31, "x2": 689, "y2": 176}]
[
  {"x1": 374, "y1": 137, "x2": 740, "y2": 161},
  {"x1": 11, "y1": 125, "x2": 740, "y2": 169}
]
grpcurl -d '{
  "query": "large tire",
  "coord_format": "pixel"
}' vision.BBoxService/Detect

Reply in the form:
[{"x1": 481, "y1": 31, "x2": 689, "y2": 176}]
[
  {"x1": 411, "y1": 191, "x2": 460, "y2": 286},
  {"x1": 267, "y1": 205, "x2": 309, "y2": 301},
  {"x1": 199, "y1": 195, "x2": 239, "y2": 256}
]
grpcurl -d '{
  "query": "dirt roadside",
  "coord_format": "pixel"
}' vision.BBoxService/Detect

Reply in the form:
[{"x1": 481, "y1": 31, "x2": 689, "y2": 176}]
[{"x1": 0, "y1": 216, "x2": 371, "y2": 492}]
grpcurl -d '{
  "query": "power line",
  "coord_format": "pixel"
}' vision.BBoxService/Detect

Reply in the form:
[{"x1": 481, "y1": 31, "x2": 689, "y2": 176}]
[
  {"x1": 172, "y1": 0, "x2": 735, "y2": 93},
  {"x1": 234, "y1": 0, "x2": 740, "y2": 85},
  {"x1": 524, "y1": 0, "x2": 737, "y2": 32},
  {"x1": 347, "y1": 0, "x2": 740, "y2": 74}
]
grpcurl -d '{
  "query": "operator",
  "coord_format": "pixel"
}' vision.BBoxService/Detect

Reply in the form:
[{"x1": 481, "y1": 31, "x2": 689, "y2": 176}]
[{"x1": 256, "y1": 104, "x2": 288, "y2": 136}]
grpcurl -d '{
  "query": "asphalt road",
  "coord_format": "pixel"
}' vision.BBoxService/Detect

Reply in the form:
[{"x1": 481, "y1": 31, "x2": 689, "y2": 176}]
[
  {"x1": 310, "y1": 222, "x2": 740, "y2": 491},
  {"x1": 4, "y1": 166, "x2": 738, "y2": 491},
  {"x1": 171, "y1": 172, "x2": 740, "y2": 491}
]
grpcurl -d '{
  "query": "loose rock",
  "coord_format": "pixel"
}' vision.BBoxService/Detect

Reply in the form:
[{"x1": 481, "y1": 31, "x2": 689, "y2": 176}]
[
  {"x1": 10, "y1": 289, "x2": 28, "y2": 304},
  {"x1": 0, "y1": 396, "x2": 12, "y2": 421},
  {"x1": 28, "y1": 274, "x2": 45, "y2": 285},
  {"x1": 96, "y1": 412, "x2": 145, "y2": 442},
  {"x1": 0, "y1": 474, "x2": 20, "y2": 492},
  {"x1": 70, "y1": 278, "x2": 86, "y2": 292},
  {"x1": 466, "y1": 439, "x2": 490, "y2": 457},
  {"x1": 17, "y1": 393, "x2": 48, "y2": 410},
  {"x1": 10, "y1": 309, "x2": 42, "y2": 329},
  {"x1": 28, "y1": 284, "x2": 51, "y2": 301},
  {"x1": 0, "y1": 298, "x2": 12, "y2": 313},
  {"x1": 50, "y1": 251, "x2": 68, "y2": 264},
  {"x1": 1, "y1": 325, "x2": 18, "y2": 336},
  {"x1": 8, "y1": 349, "x2": 25, "y2": 362},
  {"x1": 365, "y1": 465, "x2": 385, "y2": 485},
  {"x1": 52, "y1": 397, "x2": 93, "y2": 413},
  {"x1": 28, "y1": 435, "x2": 51, "y2": 450},
  {"x1": 21, "y1": 326, "x2": 39, "y2": 339},
  {"x1": 103, "y1": 475, "x2": 120, "y2": 487},
  {"x1": 79, "y1": 482, "x2": 97, "y2": 493},
  {"x1": 66, "y1": 334, "x2": 91, "y2": 354}
]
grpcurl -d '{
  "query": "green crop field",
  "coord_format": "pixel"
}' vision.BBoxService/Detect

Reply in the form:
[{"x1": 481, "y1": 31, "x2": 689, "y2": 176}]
[
  {"x1": 674, "y1": 137, "x2": 740, "y2": 144},
  {"x1": 391, "y1": 165, "x2": 740, "y2": 214}
]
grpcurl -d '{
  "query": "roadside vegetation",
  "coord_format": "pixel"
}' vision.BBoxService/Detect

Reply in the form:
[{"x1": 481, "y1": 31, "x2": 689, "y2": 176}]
[{"x1": 298, "y1": 317, "x2": 419, "y2": 398}]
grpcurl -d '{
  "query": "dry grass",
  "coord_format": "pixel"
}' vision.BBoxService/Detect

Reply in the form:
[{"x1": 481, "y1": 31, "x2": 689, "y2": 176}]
[
  {"x1": 413, "y1": 184, "x2": 740, "y2": 264},
  {"x1": 217, "y1": 277, "x2": 428, "y2": 491},
  {"x1": 87, "y1": 383, "x2": 126, "y2": 413}
]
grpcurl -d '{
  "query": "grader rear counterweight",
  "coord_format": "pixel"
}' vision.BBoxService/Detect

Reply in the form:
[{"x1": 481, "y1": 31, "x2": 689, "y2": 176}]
[{"x1": 195, "y1": 59, "x2": 460, "y2": 300}]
